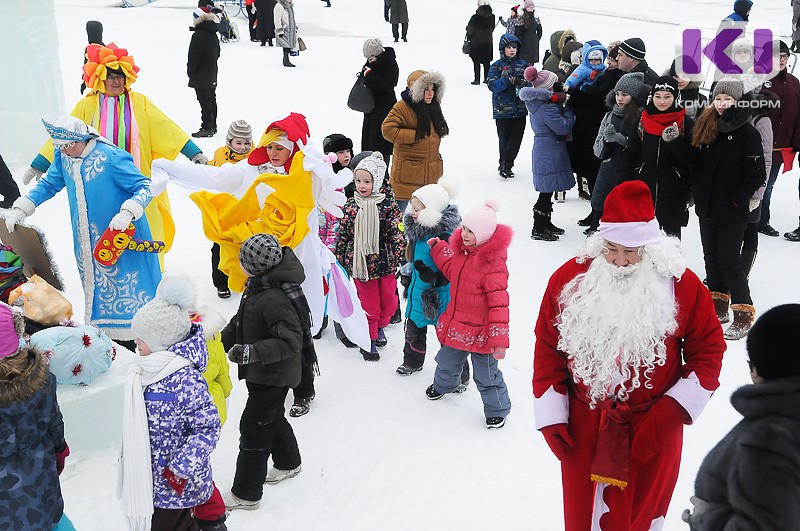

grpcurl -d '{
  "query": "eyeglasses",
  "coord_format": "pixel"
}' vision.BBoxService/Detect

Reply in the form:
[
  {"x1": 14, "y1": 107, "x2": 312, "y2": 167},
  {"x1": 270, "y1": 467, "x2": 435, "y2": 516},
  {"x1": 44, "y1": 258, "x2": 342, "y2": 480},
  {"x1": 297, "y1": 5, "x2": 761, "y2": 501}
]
[
  {"x1": 57, "y1": 141, "x2": 76, "y2": 152},
  {"x1": 779, "y1": 53, "x2": 790, "y2": 59},
  {"x1": 106, "y1": 74, "x2": 126, "y2": 83}
]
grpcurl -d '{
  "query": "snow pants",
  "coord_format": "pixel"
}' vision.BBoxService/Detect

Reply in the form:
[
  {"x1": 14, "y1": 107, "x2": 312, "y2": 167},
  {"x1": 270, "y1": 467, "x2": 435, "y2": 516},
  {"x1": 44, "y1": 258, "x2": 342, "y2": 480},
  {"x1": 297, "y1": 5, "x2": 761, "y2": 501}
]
[
  {"x1": 355, "y1": 274, "x2": 398, "y2": 340},
  {"x1": 433, "y1": 346, "x2": 511, "y2": 419}
]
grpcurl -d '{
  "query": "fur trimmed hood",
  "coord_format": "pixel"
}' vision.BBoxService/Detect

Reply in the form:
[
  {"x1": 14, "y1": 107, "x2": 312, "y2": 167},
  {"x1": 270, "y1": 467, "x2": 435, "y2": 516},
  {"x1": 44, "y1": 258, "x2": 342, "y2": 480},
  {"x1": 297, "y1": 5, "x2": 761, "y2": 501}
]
[
  {"x1": 0, "y1": 348, "x2": 50, "y2": 407},
  {"x1": 193, "y1": 305, "x2": 227, "y2": 340},
  {"x1": 407, "y1": 70, "x2": 446, "y2": 103},
  {"x1": 557, "y1": 29, "x2": 577, "y2": 55},
  {"x1": 519, "y1": 86, "x2": 555, "y2": 102},
  {"x1": 404, "y1": 205, "x2": 461, "y2": 241},
  {"x1": 447, "y1": 224, "x2": 513, "y2": 264}
]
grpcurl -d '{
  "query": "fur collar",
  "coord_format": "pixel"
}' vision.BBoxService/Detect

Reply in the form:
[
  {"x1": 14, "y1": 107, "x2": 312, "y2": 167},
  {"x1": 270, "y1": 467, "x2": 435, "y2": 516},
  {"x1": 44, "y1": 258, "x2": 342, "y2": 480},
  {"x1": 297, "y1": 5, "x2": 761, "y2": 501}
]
[
  {"x1": 0, "y1": 348, "x2": 50, "y2": 407},
  {"x1": 519, "y1": 87, "x2": 554, "y2": 103},
  {"x1": 404, "y1": 205, "x2": 461, "y2": 241},
  {"x1": 447, "y1": 224, "x2": 513, "y2": 264},
  {"x1": 718, "y1": 100, "x2": 752, "y2": 133}
]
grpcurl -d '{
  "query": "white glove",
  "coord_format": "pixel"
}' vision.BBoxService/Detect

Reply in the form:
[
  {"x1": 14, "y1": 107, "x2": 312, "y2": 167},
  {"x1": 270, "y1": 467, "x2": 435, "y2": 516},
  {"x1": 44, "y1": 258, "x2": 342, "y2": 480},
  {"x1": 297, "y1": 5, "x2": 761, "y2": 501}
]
[
  {"x1": 4, "y1": 208, "x2": 27, "y2": 233},
  {"x1": 748, "y1": 196, "x2": 760, "y2": 212},
  {"x1": 23, "y1": 168, "x2": 43, "y2": 185},
  {"x1": 191, "y1": 153, "x2": 209, "y2": 164},
  {"x1": 109, "y1": 209, "x2": 134, "y2": 231}
]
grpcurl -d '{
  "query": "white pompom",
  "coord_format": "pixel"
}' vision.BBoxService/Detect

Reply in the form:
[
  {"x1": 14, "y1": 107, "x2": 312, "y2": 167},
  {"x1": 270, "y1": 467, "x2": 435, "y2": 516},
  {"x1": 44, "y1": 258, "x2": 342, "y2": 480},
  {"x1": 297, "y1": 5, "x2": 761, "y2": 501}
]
[
  {"x1": 484, "y1": 198, "x2": 501, "y2": 212},
  {"x1": 436, "y1": 175, "x2": 458, "y2": 199},
  {"x1": 155, "y1": 274, "x2": 197, "y2": 311}
]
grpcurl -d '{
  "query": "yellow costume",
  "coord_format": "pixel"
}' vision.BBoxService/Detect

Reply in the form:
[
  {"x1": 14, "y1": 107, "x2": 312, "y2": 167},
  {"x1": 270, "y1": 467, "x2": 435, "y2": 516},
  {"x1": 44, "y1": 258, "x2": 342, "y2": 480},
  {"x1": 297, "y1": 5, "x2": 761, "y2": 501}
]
[{"x1": 208, "y1": 145, "x2": 252, "y2": 167}]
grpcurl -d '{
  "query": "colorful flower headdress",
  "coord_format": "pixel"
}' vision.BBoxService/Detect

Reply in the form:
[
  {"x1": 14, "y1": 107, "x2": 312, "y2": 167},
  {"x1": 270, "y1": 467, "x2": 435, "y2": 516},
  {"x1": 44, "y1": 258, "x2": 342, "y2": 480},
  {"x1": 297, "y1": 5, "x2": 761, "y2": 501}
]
[{"x1": 82, "y1": 43, "x2": 140, "y2": 94}]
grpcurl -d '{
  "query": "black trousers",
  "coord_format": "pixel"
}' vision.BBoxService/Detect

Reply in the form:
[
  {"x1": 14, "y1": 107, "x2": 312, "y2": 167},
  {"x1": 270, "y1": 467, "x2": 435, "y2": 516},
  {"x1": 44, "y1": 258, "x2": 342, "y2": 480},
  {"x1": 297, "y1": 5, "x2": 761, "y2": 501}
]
[
  {"x1": 534, "y1": 192, "x2": 554, "y2": 212},
  {"x1": 245, "y1": 4, "x2": 257, "y2": 40},
  {"x1": 698, "y1": 218, "x2": 752, "y2": 305},
  {"x1": 472, "y1": 59, "x2": 490, "y2": 83},
  {"x1": 293, "y1": 357, "x2": 316, "y2": 401},
  {"x1": 151, "y1": 508, "x2": 199, "y2": 531},
  {"x1": 496, "y1": 116, "x2": 527, "y2": 168},
  {"x1": 210, "y1": 243, "x2": 229, "y2": 290},
  {"x1": 194, "y1": 86, "x2": 217, "y2": 131},
  {"x1": 404, "y1": 318, "x2": 469, "y2": 382},
  {"x1": 232, "y1": 384, "x2": 301, "y2": 501},
  {"x1": 743, "y1": 222, "x2": 759, "y2": 252},
  {"x1": 392, "y1": 23, "x2": 408, "y2": 40}
]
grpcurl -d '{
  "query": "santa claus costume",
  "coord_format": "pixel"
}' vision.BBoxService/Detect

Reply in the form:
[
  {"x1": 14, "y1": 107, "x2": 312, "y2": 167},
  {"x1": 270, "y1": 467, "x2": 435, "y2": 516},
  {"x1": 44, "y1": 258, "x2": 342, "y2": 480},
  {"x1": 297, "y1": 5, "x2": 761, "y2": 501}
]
[{"x1": 533, "y1": 181, "x2": 725, "y2": 531}]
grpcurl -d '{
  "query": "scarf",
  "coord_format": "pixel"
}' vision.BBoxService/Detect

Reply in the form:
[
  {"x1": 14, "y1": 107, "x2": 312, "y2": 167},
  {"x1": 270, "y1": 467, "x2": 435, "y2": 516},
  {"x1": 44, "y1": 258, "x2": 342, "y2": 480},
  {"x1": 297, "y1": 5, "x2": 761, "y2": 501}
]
[
  {"x1": 352, "y1": 193, "x2": 385, "y2": 281},
  {"x1": 247, "y1": 275, "x2": 319, "y2": 374},
  {"x1": 119, "y1": 351, "x2": 192, "y2": 531},
  {"x1": 640, "y1": 109, "x2": 685, "y2": 136},
  {"x1": 98, "y1": 92, "x2": 141, "y2": 167}
]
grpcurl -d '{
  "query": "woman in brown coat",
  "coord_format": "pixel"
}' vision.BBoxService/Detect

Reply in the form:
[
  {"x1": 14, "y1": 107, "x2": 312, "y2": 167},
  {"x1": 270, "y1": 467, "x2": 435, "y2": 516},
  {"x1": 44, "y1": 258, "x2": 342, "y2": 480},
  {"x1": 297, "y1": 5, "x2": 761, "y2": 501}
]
[{"x1": 382, "y1": 70, "x2": 449, "y2": 209}]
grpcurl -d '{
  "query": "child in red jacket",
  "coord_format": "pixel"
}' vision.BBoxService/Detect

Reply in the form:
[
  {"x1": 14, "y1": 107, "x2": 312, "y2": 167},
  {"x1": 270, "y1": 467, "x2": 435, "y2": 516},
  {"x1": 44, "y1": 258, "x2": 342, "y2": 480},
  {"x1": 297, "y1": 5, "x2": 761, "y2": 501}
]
[{"x1": 422, "y1": 200, "x2": 513, "y2": 429}]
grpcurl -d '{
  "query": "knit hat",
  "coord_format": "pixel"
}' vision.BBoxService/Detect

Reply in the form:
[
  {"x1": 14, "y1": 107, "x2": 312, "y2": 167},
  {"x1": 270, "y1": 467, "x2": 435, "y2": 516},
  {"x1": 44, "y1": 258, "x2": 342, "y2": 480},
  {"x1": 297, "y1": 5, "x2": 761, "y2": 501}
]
[
  {"x1": 461, "y1": 199, "x2": 500, "y2": 245},
  {"x1": 731, "y1": 38, "x2": 752, "y2": 59},
  {"x1": 523, "y1": 0, "x2": 534, "y2": 9},
  {"x1": 0, "y1": 302, "x2": 25, "y2": 359},
  {"x1": 712, "y1": 77, "x2": 744, "y2": 101},
  {"x1": 599, "y1": 181, "x2": 661, "y2": 248},
  {"x1": 747, "y1": 304, "x2": 800, "y2": 380},
  {"x1": 613, "y1": 72, "x2": 645, "y2": 97},
  {"x1": 619, "y1": 37, "x2": 646, "y2": 61},
  {"x1": 587, "y1": 49, "x2": 603, "y2": 61},
  {"x1": 239, "y1": 233, "x2": 283, "y2": 276},
  {"x1": 363, "y1": 38, "x2": 385, "y2": 59},
  {"x1": 42, "y1": 116, "x2": 94, "y2": 146},
  {"x1": 524, "y1": 66, "x2": 558, "y2": 90},
  {"x1": 477, "y1": 0, "x2": 490, "y2": 5},
  {"x1": 410, "y1": 177, "x2": 456, "y2": 227},
  {"x1": 607, "y1": 42, "x2": 621, "y2": 60},
  {"x1": 354, "y1": 152, "x2": 387, "y2": 195},
  {"x1": 130, "y1": 275, "x2": 195, "y2": 352},
  {"x1": 322, "y1": 133, "x2": 354, "y2": 154},
  {"x1": 651, "y1": 75, "x2": 680, "y2": 99},
  {"x1": 226, "y1": 120, "x2": 252, "y2": 149},
  {"x1": 348, "y1": 150, "x2": 373, "y2": 170}
]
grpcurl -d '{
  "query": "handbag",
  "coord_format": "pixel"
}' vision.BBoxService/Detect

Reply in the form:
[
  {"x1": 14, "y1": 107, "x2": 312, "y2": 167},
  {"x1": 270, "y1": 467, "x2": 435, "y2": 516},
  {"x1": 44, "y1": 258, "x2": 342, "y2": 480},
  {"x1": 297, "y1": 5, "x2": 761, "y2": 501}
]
[
  {"x1": 462, "y1": 34, "x2": 470, "y2": 55},
  {"x1": 298, "y1": 37, "x2": 307, "y2": 51},
  {"x1": 347, "y1": 72, "x2": 375, "y2": 113}
]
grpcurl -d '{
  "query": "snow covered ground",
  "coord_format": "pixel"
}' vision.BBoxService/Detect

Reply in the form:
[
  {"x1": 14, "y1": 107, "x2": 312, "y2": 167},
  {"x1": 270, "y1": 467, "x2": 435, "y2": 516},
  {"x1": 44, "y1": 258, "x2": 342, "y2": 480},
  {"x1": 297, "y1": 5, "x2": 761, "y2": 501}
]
[{"x1": 7, "y1": 0, "x2": 800, "y2": 529}]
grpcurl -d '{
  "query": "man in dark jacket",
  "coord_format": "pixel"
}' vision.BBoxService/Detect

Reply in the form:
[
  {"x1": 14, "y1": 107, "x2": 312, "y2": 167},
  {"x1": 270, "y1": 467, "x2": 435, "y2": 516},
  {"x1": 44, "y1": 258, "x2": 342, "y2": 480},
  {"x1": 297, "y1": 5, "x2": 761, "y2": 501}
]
[
  {"x1": 221, "y1": 234, "x2": 307, "y2": 510},
  {"x1": 188, "y1": 7, "x2": 221, "y2": 138},
  {"x1": 616, "y1": 37, "x2": 659, "y2": 87}
]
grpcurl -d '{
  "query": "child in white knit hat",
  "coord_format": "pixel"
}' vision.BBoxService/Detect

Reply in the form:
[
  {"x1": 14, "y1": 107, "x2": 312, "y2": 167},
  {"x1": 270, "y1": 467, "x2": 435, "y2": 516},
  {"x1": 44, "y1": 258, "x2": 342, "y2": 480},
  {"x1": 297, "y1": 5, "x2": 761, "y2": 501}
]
[
  {"x1": 335, "y1": 152, "x2": 405, "y2": 360},
  {"x1": 424, "y1": 200, "x2": 513, "y2": 429}
]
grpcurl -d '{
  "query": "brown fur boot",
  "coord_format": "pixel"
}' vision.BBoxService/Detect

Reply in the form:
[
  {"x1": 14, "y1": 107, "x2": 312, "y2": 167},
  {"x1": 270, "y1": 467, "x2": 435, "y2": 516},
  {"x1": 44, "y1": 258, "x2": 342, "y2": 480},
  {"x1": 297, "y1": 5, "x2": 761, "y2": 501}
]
[
  {"x1": 724, "y1": 304, "x2": 756, "y2": 341},
  {"x1": 711, "y1": 292, "x2": 731, "y2": 324}
]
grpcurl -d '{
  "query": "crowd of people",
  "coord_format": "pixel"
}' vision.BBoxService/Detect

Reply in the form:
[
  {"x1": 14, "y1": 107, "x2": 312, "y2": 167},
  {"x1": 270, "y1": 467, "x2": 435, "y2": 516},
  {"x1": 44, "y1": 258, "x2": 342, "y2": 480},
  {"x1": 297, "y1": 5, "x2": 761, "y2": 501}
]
[{"x1": 1, "y1": 0, "x2": 800, "y2": 530}]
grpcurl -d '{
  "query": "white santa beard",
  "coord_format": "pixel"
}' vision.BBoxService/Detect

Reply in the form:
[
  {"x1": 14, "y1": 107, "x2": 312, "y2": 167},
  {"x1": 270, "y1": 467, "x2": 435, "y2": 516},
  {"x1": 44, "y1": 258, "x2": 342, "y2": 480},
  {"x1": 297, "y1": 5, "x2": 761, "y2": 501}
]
[{"x1": 556, "y1": 255, "x2": 679, "y2": 407}]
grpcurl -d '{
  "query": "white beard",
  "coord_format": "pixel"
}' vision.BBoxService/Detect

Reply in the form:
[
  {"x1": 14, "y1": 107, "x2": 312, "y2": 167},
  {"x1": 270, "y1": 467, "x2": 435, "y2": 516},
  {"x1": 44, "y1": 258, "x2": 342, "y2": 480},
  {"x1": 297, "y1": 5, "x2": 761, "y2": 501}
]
[{"x1": 556, "y1": 235, "x2": 684, "y2": 407}]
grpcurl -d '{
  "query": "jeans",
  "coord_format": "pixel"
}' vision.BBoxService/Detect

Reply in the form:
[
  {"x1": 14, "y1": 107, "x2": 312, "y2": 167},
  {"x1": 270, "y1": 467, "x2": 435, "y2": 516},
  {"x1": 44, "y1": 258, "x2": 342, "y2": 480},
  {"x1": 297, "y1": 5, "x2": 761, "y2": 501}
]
[
  {"x1": 759, "y1": 158, "x2": 783, "y2": 225},
  {"x1": 194, "y1": 85, "x2": 217, "y2": 131},
  {"x1": 232, "y1": 384, "x2": 301, "y2": 501},
  {"x1": 496, "y1": 116, "x2": 527, "y2": 168},
  {"x1": 433, "y1": 345, "x2": 511, "y2": 418},
  {"x1": 698, "y1": 218, "x2": 752, "y2": 305}
]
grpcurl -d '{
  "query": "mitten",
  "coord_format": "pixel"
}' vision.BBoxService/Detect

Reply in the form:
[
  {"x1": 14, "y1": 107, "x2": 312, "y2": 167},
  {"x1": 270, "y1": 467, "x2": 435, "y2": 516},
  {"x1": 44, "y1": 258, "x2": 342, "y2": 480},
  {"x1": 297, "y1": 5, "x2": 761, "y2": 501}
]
[
  {"x1": 540, "y1": 423, "x2": 573, "y2": 460},
  {"x1": 602, "y1": 124, "x2": 618, "y2": 142},
  {"x1": 551, "y1": 92, "x2": 567, "y2": 105},
  {"x1": 414, "y1": 260, "x2": 437, "y2": 285},
  {"x1": 23, "y1": 167, "x2": 43, "y2": 185},
  {"x1": 427, "y1": 237, "x2": 440, "y2": 247},
  {"x1": 492, "y1": 347, "x2": 506, "y2": 360},
  {"x1": 162, "y1": 467, "x2": 187, "y2": 495},
  {"x1": 661, "y1": 122, "x2": 681, "y2": 142},
  {"x1": 631, "y1": 396, "x2": 688, "y2": 461},
  {"x1": 191, "y1": 153, "x2": 209, "y2": 164},
  {"x1": 227, "y1": 344, "x2": 252, "y2": 364},
  {"x1": 55, "y1": 441, "x2": 70, "y2": 475},
  {"x1": 681, "y1": 496, "x2": 709, "y2": 530},
  {"x1": 109, "y1": 208, "x2": 134, "y2": 231}
]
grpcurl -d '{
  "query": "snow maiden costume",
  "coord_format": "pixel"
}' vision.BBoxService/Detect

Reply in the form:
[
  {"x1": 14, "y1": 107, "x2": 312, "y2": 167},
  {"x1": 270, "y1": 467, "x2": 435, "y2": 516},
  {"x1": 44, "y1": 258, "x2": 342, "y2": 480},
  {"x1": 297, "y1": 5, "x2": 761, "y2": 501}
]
[{"x1": 11, "y1": 116, "x2": 161, "y2": 341}]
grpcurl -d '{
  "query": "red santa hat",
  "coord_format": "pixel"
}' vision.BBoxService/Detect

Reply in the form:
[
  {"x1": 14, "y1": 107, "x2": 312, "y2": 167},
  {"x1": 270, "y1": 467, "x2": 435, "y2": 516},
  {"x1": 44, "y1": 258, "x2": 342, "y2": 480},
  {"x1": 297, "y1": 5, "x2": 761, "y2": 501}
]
[{"x1": 598, "y1": 181, "x2": 662, "y2": 247}]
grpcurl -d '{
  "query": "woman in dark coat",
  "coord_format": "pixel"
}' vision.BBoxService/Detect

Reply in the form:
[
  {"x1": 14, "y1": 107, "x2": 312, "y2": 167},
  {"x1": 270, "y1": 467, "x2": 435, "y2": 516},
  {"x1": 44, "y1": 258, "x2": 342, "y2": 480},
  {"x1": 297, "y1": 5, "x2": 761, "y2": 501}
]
[
  {"x1": 255, "y1": 0, "x2": 277, "y2": 46},
  {"x1": 360, "y1": 39, "x2": 399, "y2": 163},
  {"x1": 690, "y1": 79, "x2": 765, "y2": 341},
  {"x1": 515, "y1": 2, "x2": 542, "y2": 66},
  {"x1": 389, "y1": 0, "x2": 409, "y2": 43},
  {"x1": 683, "y1": 304, "x2": 800, "y2": 531},
  {"x1": 618, "y1": 76, "x2": 695, "y2": 239},
  {"x1": 187, "y1": 9, "x2": 221, "y2": 137},
  {"x1": 466, "y1": 1, "x2": 495, "y2": 85}
]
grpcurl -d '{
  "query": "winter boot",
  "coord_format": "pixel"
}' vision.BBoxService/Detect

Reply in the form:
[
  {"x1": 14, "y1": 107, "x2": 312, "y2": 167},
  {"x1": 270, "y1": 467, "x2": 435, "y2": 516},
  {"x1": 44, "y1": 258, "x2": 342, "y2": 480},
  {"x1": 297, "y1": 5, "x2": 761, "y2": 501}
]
[
  {"x1": 577, "y1": 211, "x2": 593, "y2": 227},
  {"x1": 486, "y1": 417, "x2": 506, "y2": 429},
  {"x1": 192, "y1": 128, "x2": 214, "y2": 138},
  {"x1": 711, "y1": 291, "x2": 731, "y2": 324},
  {"x1": 578, "y1": 176, "x2": 592, "y2": 201},
  {"x1": 498, "y1": 161, "x2": 512, "y2": 179},
  {"x1": 289, "y1": 394, "x2": 314, "y2": 417},
  {"x1": 583, "y1": 209, "x2": 601, "y2": 235},
  {"x1": 196, "y1": 516, "x2": 228, "y2": 531},
  {"x1": 389, "y1": 305, "x2": 403, "y2": 324},
  {"x1": 741, "y1": 249, "x2": 757, "y2": 281},
  {"x1": 531, "y1": 209, "x2": 559, "y2": 241},
  {"x1": 267, "y1": 38, "x2": 273, "y2": 46},
  {"x1": 724, "y1": 304, "x2": 756, "y2": 340},
  {"x1": 283, "y1": 49, "x2": 295, "y2": 67},
  {"x1": 554, "y1": 191, "x2": 566, "y2": 203},
  {"x1": 312, "y1": 315, "x2": 328, "y2": 339},
  {"x1": 425, "y1": 384, "x2": 444, "y2": 400},
  {"x1": 396, "y1": 364, "x2": 423, "y2": 375},
  {"x1": 758, "y1": 223, "x2": 779, "y2": 237},
  {"x1": 545, "y1": 215, "x2": 565, "y2": 235},
  {"x1": 785, "y1": 222, "x2": 800, "y2": 242},
  {"x1": 361, "y1": 340, "x2": 380, "y2": 361},
  {"x1": 376, "y1": 328, "x2": 387, "y2": 347}
]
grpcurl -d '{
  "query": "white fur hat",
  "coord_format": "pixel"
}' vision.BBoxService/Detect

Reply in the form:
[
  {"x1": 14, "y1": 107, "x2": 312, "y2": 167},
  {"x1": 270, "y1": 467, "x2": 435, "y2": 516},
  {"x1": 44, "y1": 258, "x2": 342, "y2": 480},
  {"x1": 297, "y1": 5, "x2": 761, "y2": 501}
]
[
  {"x1": 409, "y1": 177, "x2": 456, "y2": 227},
  {"x1": 131, "y1": 275, "x2": 196, "y2": 352}
]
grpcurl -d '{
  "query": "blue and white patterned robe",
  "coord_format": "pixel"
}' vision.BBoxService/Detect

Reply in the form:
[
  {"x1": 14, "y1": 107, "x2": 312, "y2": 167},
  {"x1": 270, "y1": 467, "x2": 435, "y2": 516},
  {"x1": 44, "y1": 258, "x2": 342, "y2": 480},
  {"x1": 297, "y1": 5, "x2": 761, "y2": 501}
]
[{"x1": 26, "y1": 139, "x2": 161, "y2": 339}]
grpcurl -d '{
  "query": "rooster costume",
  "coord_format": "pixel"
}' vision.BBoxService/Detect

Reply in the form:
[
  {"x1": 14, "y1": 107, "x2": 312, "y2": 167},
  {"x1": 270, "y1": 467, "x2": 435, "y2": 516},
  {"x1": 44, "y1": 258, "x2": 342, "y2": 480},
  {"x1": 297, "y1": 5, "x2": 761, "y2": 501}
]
[{"x1": 533, "y1": 181, "x2": 725, "y2": 530}]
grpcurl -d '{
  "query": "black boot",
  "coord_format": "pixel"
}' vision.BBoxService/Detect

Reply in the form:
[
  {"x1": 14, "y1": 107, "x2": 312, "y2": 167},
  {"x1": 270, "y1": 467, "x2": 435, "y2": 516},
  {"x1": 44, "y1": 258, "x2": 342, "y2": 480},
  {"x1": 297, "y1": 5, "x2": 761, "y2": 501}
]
[
  {"x1": 577, "y1": 211, "x2": 593, "y2": 226},
  {"x1": 267, "y1": 38, "x2": 273, "y2": 46},
  {"x1": 283, "y1": 48, "x2": 295, "y2": 67},
  {"x1": 583, "y1": 209, "x2": 601, "y2": 235},
  {"x1": 499, "y1": 161, "x2": 512, "y2": 179},
  {"x1": 741, "y1": 249, "x2": 757, "y2": 281},
  {"x1": 531, "y1": 209, "x2": 559, "y2": 241}
]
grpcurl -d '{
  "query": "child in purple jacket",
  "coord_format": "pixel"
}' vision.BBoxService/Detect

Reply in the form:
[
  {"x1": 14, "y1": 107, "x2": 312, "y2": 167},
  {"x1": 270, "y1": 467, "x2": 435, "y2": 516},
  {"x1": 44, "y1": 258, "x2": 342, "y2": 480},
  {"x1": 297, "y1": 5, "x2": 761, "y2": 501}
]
[{"x1": 122, "y1": 275, "x2": 222, "y2": 531}]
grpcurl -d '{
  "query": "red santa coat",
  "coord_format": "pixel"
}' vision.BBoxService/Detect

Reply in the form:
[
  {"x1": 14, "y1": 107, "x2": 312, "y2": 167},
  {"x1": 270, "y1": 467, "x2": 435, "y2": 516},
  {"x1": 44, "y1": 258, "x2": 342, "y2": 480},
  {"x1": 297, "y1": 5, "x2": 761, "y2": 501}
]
[
  {"x1": 533, "y1": 258, "x2": 725, "y2": 531},
  {"x1": 429, "y1": 225, "x2": 512, "y2": 354}
]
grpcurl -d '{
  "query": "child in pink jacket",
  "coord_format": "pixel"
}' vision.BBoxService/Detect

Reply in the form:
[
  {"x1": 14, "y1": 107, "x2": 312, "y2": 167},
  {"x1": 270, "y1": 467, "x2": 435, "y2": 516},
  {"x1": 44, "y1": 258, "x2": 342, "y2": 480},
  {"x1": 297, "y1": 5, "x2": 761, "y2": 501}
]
[{"x1": 422, "y1": 200, "x2": 513, "y2": 429}]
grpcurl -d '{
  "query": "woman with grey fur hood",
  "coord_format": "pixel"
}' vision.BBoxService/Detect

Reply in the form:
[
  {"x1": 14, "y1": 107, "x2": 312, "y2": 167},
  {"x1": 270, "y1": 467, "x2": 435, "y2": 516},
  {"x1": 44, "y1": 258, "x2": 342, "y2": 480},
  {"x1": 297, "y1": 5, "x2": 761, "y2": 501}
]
[{"x1": 397, "y1": 179, "x2": 460, "y2": 376}]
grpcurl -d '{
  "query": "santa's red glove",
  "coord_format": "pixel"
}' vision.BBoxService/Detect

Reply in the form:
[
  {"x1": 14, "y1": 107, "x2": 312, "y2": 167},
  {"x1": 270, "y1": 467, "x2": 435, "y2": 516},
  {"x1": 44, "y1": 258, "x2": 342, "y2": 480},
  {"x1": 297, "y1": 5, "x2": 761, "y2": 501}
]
[
  {"x1": 162, "y1": 467, "x2": 187, "y2": 495},
  {"x1": 540, "y1": 423, "x2": 573, "y2": 461},
  {"x1": 631, "y1": 396, "x2": 688, "y2": 462},
  {"x1": 55, "y1": 442, "x2": 70, "y2": 475}
]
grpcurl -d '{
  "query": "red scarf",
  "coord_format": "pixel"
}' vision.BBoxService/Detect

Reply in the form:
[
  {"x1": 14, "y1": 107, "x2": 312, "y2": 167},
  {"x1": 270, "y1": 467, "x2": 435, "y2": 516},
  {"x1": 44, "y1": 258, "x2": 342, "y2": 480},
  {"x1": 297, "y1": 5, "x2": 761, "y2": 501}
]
[{"x1": 640, "y1": 109, "x2": 685, "y2": 136}]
